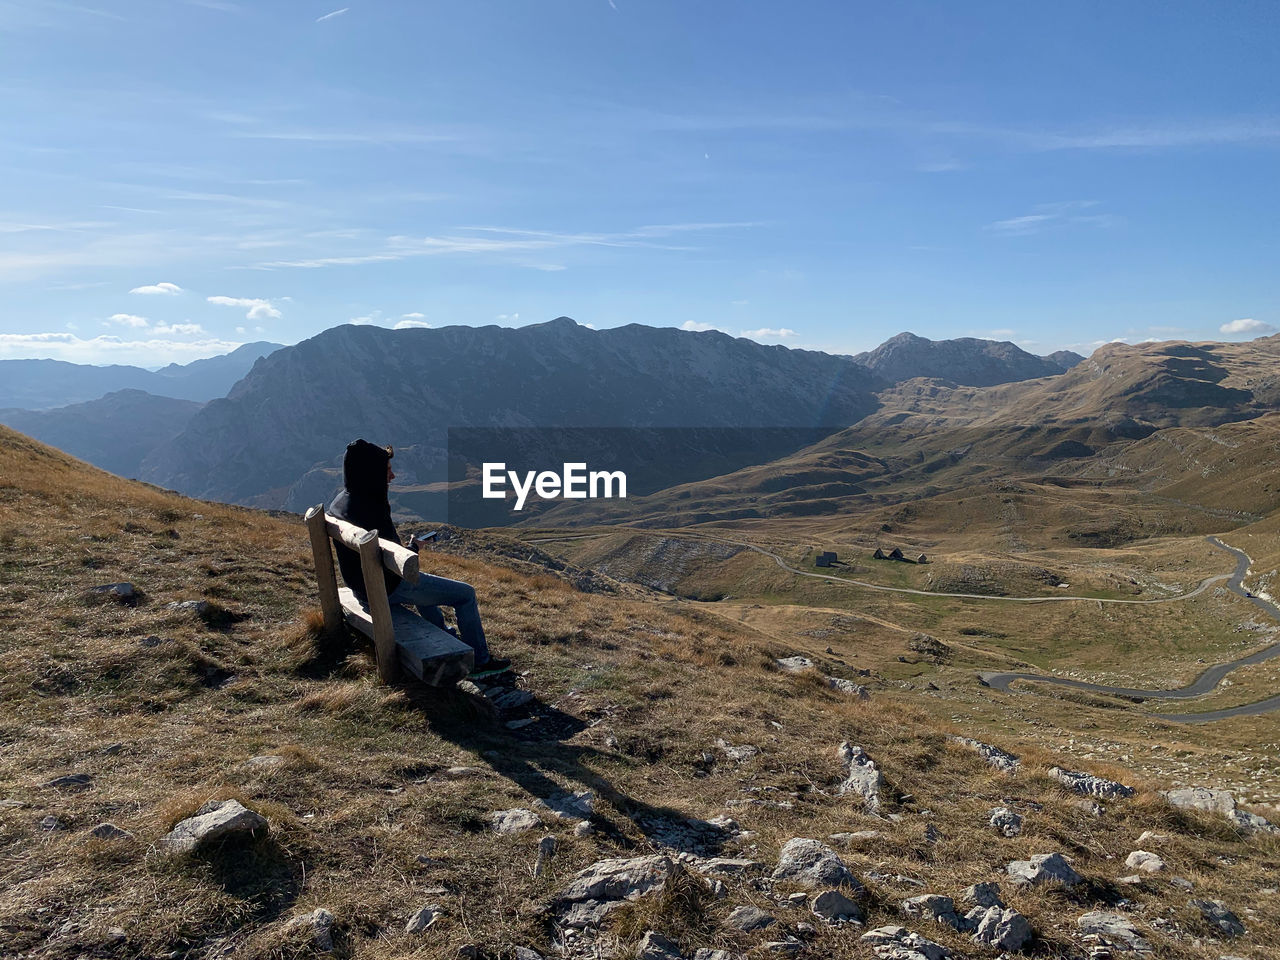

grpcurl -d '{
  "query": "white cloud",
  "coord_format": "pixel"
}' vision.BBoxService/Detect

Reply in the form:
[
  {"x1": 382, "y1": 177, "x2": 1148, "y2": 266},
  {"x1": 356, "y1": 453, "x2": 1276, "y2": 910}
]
[
  {"x1": 987, "y1": 201, "x2": 1117, "y2": 236},
  {"x1": 207, "y1": 295, "x2": 282, "y2": 320},
  {"x1": 1220, "y1": 318, "x2": 1275, "y2": 335},
  {"x1": 583, "y1": 322, "x2": 596, "y2": 329},
  {"x1": 349, "y1": 315, "x2": 377, "y2": 325},
  {"x1": 730, "y1": 299, "x2": 749, "y2": 306},
  {"x1": 681, "y1": 320, "x2": 724, "y2": 333},
  {"x1": 152, "y1": 323, "x2": 205, "y2": 335},
  {"x1": 740, "y1": 327, "x2": 798, "y2": 341},
  {"x1": 316, "y1": 7, "x2": 348, "y2": 21},
  {"x1": 108, "y1": 313, "x2": 150, "y2": 328},
  {"x1": 0, "y1": 332, "x2": 242, "y2": 366},
  {"x1": 401, "y1": 312, "x2": 426, "y2": 319},
  {"x1": 496, "y1": 313, "x2": 520, "y2": 322},
  {"x1": 129, "y1": 281, "x2": 182, "y2": 295},
  {"x1": 393, "y1": 318, "x2": 431, "y2": 330}
]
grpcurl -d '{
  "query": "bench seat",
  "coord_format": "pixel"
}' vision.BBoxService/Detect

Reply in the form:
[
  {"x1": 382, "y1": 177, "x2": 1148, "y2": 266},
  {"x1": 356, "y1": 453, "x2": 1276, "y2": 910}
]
[{"x1": 338, "y1": 587, "x2": 475, "y2": 685}]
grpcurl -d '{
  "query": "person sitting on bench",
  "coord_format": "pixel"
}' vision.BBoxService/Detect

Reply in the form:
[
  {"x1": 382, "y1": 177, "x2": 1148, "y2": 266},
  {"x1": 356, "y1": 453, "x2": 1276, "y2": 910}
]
[{"x1": 328, "y1": 439, "x2": 510, "y2": 677}]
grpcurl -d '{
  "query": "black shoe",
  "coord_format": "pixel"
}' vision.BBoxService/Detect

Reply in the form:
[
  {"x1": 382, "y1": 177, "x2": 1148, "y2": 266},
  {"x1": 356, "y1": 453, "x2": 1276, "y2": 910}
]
[{"x1": 470, "y1": 656, "x2": 512, "y2": 678}]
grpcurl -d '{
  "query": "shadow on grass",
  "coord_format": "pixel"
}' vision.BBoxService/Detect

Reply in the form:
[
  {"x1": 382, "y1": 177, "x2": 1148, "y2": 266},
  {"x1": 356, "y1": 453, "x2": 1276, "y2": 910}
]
[
  {"x1": 192, "y1": 835, "x2": 304, "y2": 921},
  {"x1": 400, "y1": 681, "x2": 736, "y2": 856}
]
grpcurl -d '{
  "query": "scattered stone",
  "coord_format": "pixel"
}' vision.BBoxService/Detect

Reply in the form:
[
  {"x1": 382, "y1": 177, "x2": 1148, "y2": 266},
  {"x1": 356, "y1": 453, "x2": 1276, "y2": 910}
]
[
  {"x1": 1135, "y1": 831, "x2": 1167, "y2": 845},
  {"x1": 457, "y1": 945, "x2": 479, "y2": 960},
  {"x1": 1049, "y1": 767, "x2": 1134, "y2": 799},
  {"x1": 39, "y1": 815, "x2": 64, "y2": 831},
  {"x1": 165, "y1": 599, "x2": 211, "y2": 615},
  {"x1": 43, "y1": 773, "x2": 93, "y2": 791},
  {"x1": 1006, "y1": 852, "x2": 1082, "y2": 888},
  {"x1": 1077, "y1": 911, "x2": 1150, "y2": 953},
  {"x1": 512, "y1": 949, "x2": 543, "y2": 960},
  {"x1": 949, "y1": 736, "x2": 1021, "y2": 772},
  {"x1": 1162, "y1": 787, "x2": 1279, "y2": 834},
  {"x1": 860, "y1": 925, "x2": 950, "y2": 960},
  {"x1": 715, "y1": 739, "x2": 759, "y2": 763},
  {"x1": 902, "y1": 895, "x2": 963, "y2": 929},
  {"x1": 1116, "y1": 875, "x2": 1143, "y2": 886},
  {"x1": 960, "y1": 882, "x2": 1003, "y2": 909},
  {"x1": 923, "y1": 823, "x2": 941, "y2": 845},
  {"x1": 988, "y1": 807, "x2": 1022, "y2": 837},
  {"x1": 1170, "y1": 876, "x2": 1194, "y2": 891},
  {"x1": 557, "y1": 855, "x2": 675, "y2": 928},
  {"x1": 90, "y1": 823, "x2": 133, "y2": 841},
  {"x1": 762, "y1": 940, "x2": 802, "y2": 954},
  {"x1": 826, "y1": 677, "x2": 870, "y2": 699},
  {"x1": 285, "y1": 908, "x2": 334, "y2": 952},
  {"x1": 1124, "y1": 851, "x2": 1165, "y2": 874},
  {"x1": 971, "y1": 906, "x2": 1032, "y2": 952},
  {"x1": 535, "y1": 789, "x2": 594, "y2": 820},
  {"x1": 776, "y1": 656, "x2": 815, "y2": 672},
  {"x1": 811, "y1": 889, "x2": 863, "y2": 923},
  {"x1": 1189, "y1": 899, "x2": 1245, "y2": 937},
  {"x1": 1072, "y1": 798, "x2": 1104, "y2": 817},
  {"x1": 534, "y1": 835, "x2": 557, "y2": 878},
  {"x1": 836, "y1": 742, "x2": 882, "y2": 812},
  {"x1": 89, "y1": 582, "x2": 136, "y2": 601},
  {"x1": 693, "y1": 951, "x2": 742, "y2": 960},
  {"x1": 405, "y1": 906, "x2": 437, "y2": 933},
  {"x1": 786, "y1": 892, "x2": 807, "y2": 905},
  {"x1": 489, "y1": 808, "x2": 542, "y2": 834},
  {"x1": 772, "y1": 839, "x2": 862, "y2": 891},
  {"x1": 725, "y1": 905, "x2": 776, "y2": 932},
  {"x1": 637, "y1": 931, "x2": 682, "y2": 960},
  {"x1": 160, "y1": 799, "x2": 268, "y2": 855},
  {"x1": 506, "y1": 718, "x2": 536, "y2": 730},
  {"x1": 574, "y1": 820, "x2": 594, "y2": 838},
  {"x1": 491, "y1": 688, "x2": 535, "y2": 711}
]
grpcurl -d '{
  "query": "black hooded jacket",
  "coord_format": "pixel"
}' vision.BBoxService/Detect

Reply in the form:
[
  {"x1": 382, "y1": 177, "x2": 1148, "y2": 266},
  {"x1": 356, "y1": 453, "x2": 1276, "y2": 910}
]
[{"x1": 328, "y1": 439, "x2": 402, "y2": 600}]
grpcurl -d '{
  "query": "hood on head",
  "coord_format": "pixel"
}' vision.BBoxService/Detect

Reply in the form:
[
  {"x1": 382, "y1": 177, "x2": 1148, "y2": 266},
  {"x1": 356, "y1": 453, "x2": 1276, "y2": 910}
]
[{"x1": 343, "y1": 438, "x2": 391, "y2": 497}]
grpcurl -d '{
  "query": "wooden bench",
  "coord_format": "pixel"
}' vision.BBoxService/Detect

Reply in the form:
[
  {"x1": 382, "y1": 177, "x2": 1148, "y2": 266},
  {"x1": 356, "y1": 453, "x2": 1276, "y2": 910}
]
[{"x1": 304, "y1": 503, "x2": 475, "y2": 685}]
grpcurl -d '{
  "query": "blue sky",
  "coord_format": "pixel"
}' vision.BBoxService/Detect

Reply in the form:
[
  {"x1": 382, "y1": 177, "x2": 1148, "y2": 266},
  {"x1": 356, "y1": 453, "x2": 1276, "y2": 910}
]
[{"x1": 1, "y1": 0, "x2": 1277, "y2": 366}]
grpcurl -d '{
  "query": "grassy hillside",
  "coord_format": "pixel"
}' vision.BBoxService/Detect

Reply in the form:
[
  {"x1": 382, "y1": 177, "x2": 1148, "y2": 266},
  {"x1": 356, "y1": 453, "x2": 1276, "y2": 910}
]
[{"x1": 1, "y1": 425, "x2": 1278, "y2": 959}]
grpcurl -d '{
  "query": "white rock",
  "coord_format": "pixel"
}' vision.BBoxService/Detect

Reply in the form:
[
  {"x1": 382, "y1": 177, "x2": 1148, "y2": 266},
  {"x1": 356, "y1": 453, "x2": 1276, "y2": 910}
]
[
  {"x1": 776, "y1": 656, "x2": 815, "y2": 672},
  {"x1": 1006, "y1": 852, "x2": 1082, "y2": 888},
  {"x1": 1124, "y1": 850, "x2": 1166, "y2": 873},
  {"x1": 715, "y1": 739, "x2": 759, "y2": 763},
  {"x1": 160, "y1": 799, "x2": 268, "y2": 855},
  {"x1": 960, "y1": 882, "x2": 1003, "y2": 908},
  {"x1": 405, "y1": 906, "x2": 437, "y2": 933},
  {"x1": 988, "y1": 807, "x2": 1023, "y2": 837},
  {"x1": 971, "y1": 906, "x2": 1031, "y2": 952},
  {"x1": 860, "y1": 925, "x2": 950, "y2": 960},
  {"x1": 949, "y1": 736, "x2": 1021, "y2": 772},
  {"x1": 772, "y1": 838, "x2": 862, "y2": 891},
  {"x1": 489, "y1": 808, "x2": 542, "y2": 834},
  {"x1": 1189, "y1": 899, "x2": 1245, "y2": 937},
  {"x1": 1049, "y1": 767, "x2": 1134, "y2": 799},
  {"x1": 826, "y1": 677, "x2": 870, "y2": 699},
  {"x1": 836, "y1": 742, "x2": 882, "y2": 812},
  {"x1": 1077, "y1": 911, "x2": 1149, "y2": 953},
  {"x1": 810, "y1": 888, "x2": 862, "y2": 923},
  {"x1": 636, "y1": 931, "x2": 682, "y2": 960},
  {"x1": 724, "y1": 905, "x2": 776, "y2": 931}
]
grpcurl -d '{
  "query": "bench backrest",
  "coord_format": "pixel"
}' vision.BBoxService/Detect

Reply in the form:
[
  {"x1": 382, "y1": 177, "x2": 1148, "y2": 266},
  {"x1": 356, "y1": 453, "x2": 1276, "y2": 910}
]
[{"x1": 304, "y1": 503, "x2": 419, "y2": 681}]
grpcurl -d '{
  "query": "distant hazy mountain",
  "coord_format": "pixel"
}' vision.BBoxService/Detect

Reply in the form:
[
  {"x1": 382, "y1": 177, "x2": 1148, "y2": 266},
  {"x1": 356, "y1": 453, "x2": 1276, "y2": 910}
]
[
  {"x1": 141, "y1": 318, "x2": 886, "y2": 512},
  {"x1": 0, "y1": 341, "x2": 283, "y2": 409},
  {"x1": 852, "y1": 331, "x2": 1066, "y2": 386},
  {"x1": 0, "y1": 389, "x2": 203, "y2": 478},
  {"x1": 1046, "y1": 349, "x2": 1086, "y2": 371}
]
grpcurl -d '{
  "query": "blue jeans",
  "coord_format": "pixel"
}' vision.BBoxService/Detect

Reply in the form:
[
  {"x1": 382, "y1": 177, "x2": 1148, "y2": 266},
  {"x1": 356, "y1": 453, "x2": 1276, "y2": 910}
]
[{"x1": 387, "y1": 574, "x2": 491, "y2": 665}]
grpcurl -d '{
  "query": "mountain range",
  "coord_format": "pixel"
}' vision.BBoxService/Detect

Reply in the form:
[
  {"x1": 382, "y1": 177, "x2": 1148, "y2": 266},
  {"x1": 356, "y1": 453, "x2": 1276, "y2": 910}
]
[
  {"x1": 851, "y1": 331, "x2": 1082, "y2": 386},
  {"x1": 0, "y1": 341, "x2": 282, "y2": 409}
]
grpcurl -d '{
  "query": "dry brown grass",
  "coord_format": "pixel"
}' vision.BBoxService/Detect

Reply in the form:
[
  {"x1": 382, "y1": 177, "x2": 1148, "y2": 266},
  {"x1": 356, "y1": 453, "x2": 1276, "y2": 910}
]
[{"x1": 2, "y1": 426, "x2": 1279, "y2": 959}]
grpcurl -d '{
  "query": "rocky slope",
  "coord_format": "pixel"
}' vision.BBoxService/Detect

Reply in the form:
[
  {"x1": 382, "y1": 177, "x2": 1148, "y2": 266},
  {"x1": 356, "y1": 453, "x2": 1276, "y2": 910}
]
[
  {"x1": 140, "y1": 318, "x2": 886, "y2": 510},
  {"x1": 1, "y1": 424, "x2": 1276, "y2": 960}
]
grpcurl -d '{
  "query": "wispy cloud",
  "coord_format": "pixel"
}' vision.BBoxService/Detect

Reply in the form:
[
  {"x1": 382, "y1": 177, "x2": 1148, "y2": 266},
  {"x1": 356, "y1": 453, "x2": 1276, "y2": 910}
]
[
  {"x1": 986, "y1": 200, "x2": 1119, "y2": 236},
  {"x1": 129, "y1": 281, "x2": 182, "y2": 295},
  {"x1": 257, "y1": 222, "x2": 753, "y2": 269},
  {"x1": 153, "y1": 322, "x2": 205, "y2": 335},
  {"x1": 207, "y1": 295, "x2": 282, "y2": 320},
  {"x1": 228, "y1": 128, "x2": 457, "y2": 145},
  {"x1": 1221, "y1": 318, "x2": 1275, "y2": 336},
  {"x1": 315, "y1": 7, "x2": 348, "y2": 22},
  {"x1": 680, "y1": 320, "x2": 725, "y2": 333},
  {"x1": 393, "y1": 318, "x2": 431, "y2": 330}
]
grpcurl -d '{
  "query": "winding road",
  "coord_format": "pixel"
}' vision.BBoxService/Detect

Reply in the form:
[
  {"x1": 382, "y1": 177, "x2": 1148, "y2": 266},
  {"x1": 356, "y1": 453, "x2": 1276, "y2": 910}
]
[{"x1": 704, "y1": 533, "x2": 1280, "y2": 723}]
